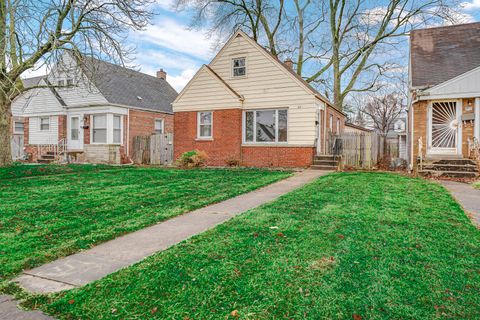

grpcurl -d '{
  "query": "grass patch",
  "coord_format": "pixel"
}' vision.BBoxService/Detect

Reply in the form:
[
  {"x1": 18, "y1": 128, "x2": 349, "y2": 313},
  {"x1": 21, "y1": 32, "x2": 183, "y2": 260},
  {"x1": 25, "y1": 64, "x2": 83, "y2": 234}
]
[
  {"x1": 0, "y1": 163, "x2": 126, "y2": 180},
  {"x1": 37, "y1": 172, "x2": 480, "y2": 319},
  {"x1": 473, "y1": 181, "x2": 480, "y2": 190},
  {"x1": 0, "y1": 166, "x2": 290, "y2": 283}
]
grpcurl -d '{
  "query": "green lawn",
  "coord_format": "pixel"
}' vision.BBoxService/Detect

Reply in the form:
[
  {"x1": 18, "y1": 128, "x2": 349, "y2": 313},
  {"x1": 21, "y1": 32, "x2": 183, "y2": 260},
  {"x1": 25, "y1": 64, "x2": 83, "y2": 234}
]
[
  {"x1": 0, "y1": 163, "x2": 126, "y2": 180},
  {"x1": 0, "y1": 165, "x2": 291, "y2": 283},
  {"x1": 33, "y1": 172, "x2": 480, "y2": 319},
  {"x1": 473, "y1": 181, "x2": 480, "y2": 189}
]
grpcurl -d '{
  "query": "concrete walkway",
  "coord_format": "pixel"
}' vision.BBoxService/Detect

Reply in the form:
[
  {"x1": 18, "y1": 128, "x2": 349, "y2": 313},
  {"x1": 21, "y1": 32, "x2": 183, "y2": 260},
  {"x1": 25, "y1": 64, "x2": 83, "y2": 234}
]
[
  {"x1": 0, "y1": 295, "x2": 54, "y2": 320},
  {"x1": 14, "y1": 169, "x2": 327, "y2": 294},
  {"x1": 441, "y1": 180, "x2": 480, "y2": 227}
]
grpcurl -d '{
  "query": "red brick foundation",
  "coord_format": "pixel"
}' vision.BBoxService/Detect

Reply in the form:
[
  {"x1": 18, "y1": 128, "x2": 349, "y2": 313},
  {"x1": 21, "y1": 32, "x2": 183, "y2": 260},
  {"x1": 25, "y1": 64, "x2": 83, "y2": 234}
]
[
  {"x1": 174, "y1": 109, "x2": 314, "y2": 167},
  {"x1": 241, "y1": 146, "x2": 314, "y2": 167}
]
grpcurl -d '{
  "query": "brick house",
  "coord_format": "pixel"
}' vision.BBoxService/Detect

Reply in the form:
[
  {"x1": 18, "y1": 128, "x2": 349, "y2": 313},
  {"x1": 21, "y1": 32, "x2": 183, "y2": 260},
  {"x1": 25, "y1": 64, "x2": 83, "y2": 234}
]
[
  {"x1": 408, "y1": 22, "x2": 480, "y2": 175},
  {"x1": 172, "y1": 30, "x2": 345, "y2": 168},
  {"x1": 12, "y1": 55, "x2": 177, "y2": 164}
]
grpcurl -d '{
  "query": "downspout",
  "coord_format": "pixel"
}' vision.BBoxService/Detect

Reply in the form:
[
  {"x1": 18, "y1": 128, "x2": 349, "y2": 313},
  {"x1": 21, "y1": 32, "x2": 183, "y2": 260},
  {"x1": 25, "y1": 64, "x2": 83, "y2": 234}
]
[
  {"x1": 239, "y1": 96, "x2": 245, "y2": 165},
  {"x1": 126, "y1": 108, "x2": 131, "y2": 162}
]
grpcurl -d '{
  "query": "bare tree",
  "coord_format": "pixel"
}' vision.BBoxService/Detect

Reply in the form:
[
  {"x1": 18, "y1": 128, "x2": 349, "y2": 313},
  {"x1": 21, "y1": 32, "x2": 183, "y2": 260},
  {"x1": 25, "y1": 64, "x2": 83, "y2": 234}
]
[
  {"x1": 176, "y1": 0, "x2": 463, "y2": 111},
  {"x1": 0, "y1": 0, "x2": 154, "y2": 166},
  {"x1": 362, "y1": 92, "x2": 405, "y2": 153}
]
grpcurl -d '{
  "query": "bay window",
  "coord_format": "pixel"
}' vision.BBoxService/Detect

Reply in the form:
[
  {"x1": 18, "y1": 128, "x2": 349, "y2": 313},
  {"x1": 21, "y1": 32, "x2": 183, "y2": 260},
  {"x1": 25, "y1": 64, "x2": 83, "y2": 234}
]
[
  {"x1": 197, "y1": 111, "x2": 212, "y2": 139},
  {"x1": 91, "y1": 114, "x2": 123, "y2": 144},
  {"x1": 244, "y1": 109, "x2": 288, "y2": 143},
  {"x1": 113, "y1": 115, "x2": 122, "y2": 144},
  {"x1": 92, "y1": 115, "x2": 107, "y2": 143}
]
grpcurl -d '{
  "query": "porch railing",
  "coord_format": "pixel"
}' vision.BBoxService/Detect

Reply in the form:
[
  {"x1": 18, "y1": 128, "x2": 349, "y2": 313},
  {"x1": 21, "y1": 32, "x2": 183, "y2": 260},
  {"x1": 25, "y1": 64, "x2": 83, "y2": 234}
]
[{"x1": 38, "y1": 138, "x2": 67, "y2": 162}]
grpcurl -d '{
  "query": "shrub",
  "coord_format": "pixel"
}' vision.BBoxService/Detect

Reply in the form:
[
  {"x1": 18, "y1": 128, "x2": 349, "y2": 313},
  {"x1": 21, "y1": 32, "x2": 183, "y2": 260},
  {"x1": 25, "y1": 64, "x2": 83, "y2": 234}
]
[
  {"x1": 225, "y1": 157, "x2": 240, "y2": 167},
  {"x1": 176, "y1": 150, "x2": 208, "y2": 168}
]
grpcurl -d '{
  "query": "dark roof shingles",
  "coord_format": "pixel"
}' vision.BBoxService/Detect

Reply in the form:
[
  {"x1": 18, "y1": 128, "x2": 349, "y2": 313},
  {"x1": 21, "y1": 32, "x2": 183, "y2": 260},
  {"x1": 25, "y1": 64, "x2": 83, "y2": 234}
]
[
  {"x1": 410, "y1": 22, "x2": 480, "y2": 88},
  {"x1": 83, "y1": 58, "x2": 177, "y2": 113}
]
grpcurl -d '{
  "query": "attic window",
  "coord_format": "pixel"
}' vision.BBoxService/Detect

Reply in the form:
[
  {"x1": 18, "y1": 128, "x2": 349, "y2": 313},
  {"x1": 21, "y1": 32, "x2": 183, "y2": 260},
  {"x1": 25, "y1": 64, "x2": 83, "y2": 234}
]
[{"x1": 232, "y1": 57, "x2": 246, "y2": 77}]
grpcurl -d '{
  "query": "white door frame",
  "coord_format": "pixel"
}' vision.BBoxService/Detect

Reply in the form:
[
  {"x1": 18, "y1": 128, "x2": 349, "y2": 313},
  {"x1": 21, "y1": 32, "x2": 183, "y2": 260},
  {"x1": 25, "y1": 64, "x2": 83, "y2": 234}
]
[
  {"x1": 427, "y1": 99, "x2": 462, "y2": 156},
  {"x1": 67, "y1": 113, "x2": 84, "y2": 150}
]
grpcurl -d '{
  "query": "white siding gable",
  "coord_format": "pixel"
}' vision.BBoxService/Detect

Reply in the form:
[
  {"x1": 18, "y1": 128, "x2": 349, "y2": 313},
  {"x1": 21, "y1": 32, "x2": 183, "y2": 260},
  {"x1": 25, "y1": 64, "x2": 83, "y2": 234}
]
[
  {"x1": 49, "y1": 54, "x2": 108, "y2": 106},
  {"x1": 173, "y1": 66, "x2": 241, "y2": 111},
  {"x1": 209, "y1": 33, "x2": 314, "y2": 109},
  {"x1": 422, "y1": 65, "x2": 480, "y2": 99},
  {"x1": 16, "y1": 79, "x2": 65, "y2": 116}
]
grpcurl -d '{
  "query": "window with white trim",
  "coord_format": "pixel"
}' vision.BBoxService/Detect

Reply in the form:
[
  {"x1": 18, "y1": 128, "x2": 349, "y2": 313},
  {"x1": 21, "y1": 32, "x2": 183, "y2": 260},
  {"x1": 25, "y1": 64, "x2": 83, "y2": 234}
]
[
  {"x1": 92, "y1": 114, "x2": 107, "y2": 143},
  {"x1": 197, "y1": 111, "x2": 212, "y2": 139},
  {"x1": 232, "y1": 57, "x2": 246, "y2": 77},
  {"x1": 154, "y1": 119, "x2": 164, "y2": 135},
  {"x1": 40, "y1": 117, "x2": 50, "y2": 131},
  {"x1": 57, "y1": 79, "x2": 65, "y2": 86},
  {"x1": 66, "y1": 78, "x2": 74, "y2": 86},
  {"x1": 336, "y1": 118, "x2": 340, "y2": 134},
  {"x1": 113, "y1": 115, "x2": 122, "y2": 144},
  {"x1": 244, "y1": 109, "x2": 288, "y2": 143},
  {"x1": 14, "y1": 121, "x2": 24, "y2": 134},
  {"x1": 329, "y1": 114, "x2": 333, "y2": 132}
]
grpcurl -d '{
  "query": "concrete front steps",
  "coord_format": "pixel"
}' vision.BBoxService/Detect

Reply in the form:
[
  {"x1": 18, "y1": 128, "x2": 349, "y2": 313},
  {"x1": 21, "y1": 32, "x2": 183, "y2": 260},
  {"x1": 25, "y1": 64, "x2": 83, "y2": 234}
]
[
  {"x1": 419, "y1": 158, "x2": 479, "y2": 179},
  {"x1": 37, "y1": 151, "x2": 56, "y2": 164},
  {"x1": 311, "y1": 155, "x2": 340, "y2": 171}
]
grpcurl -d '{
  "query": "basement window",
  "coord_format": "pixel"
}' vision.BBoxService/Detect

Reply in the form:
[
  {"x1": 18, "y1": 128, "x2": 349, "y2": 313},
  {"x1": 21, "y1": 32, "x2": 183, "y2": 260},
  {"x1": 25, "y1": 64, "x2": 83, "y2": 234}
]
[{"x1": 244, "y1": 109, "x2": 288, "y2": 143}]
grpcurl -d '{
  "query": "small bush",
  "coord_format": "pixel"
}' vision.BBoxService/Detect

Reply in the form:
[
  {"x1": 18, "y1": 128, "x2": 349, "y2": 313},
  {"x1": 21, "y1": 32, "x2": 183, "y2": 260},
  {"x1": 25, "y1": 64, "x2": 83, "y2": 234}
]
[
  {"x1": 225, "y1": 157, "x2": 240, "y2": 167},
  {"x1": 176, "y1": 150, "x2": 208, "y2": 168}
]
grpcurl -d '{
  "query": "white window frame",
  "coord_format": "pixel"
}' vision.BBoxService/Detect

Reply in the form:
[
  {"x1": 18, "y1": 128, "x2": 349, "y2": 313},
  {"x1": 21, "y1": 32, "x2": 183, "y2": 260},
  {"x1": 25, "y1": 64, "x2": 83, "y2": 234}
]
[
  {"x1": 91, "y1": 114, "x2": 108, "y2": 144},
  {"x1": 57, "y1": 79, "x2": 65, "y2": 87},
  {"x1": 154, "y1": 119, "x2": 164, "y2": 135},
  {"x1": 13, "y1": 121, "x2": 24, "y2": 134},
  {"x1": 66, "y1": 78, "x2": 74, "y2": 86},
  {"x1": 113, "y1": 115, "x2": 122, "y2": 145},
  {"x1": 40, "y1": 117, "x2": 50, "y2": 131},
  {"x1": 197, "y1": 111, "x2": 213, "y2": 139},
  {"x1": 243, "y1": 109, "x2": 288, "y2": 144},
  {"x1": 336, "y1": 118, "x2": 340, "y2": 134},
  {"x1": 329, "y1": 114, "x2": 333, "y2": 132},
  {"x1": 232, "y1": 57, "x2": 247, "y2": 78}
]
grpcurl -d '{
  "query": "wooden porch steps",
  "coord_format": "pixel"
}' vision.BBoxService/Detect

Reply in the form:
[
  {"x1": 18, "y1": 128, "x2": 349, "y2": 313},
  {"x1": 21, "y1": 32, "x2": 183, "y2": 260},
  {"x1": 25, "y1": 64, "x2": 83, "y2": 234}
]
[
  {"x1": 311, "y1": 155, "x2": 340, "y2": 171},
  {"x1": 419, "y1": 158, "x2": 479, "y2": 179}
]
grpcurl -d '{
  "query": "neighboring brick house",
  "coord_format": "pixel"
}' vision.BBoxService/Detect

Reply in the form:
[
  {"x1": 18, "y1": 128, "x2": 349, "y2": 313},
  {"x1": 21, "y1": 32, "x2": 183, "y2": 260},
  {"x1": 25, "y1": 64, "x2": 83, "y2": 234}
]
[
  {"x1": 172, "y1": 30, "x2": 345, "y2": 168},
  {"x1": 12, "y1": 55, "x2": 177, "y2": 164},
  {"x1": 408, "y1": 22, "x2": 480, "y2": 170}
]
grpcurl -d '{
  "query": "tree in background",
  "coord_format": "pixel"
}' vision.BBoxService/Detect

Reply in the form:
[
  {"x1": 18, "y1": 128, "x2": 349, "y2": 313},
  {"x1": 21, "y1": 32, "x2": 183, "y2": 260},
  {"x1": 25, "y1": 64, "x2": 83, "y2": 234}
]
[
  {"x1": 0, "y1": 0, "x2": 155, "y2": 166},
  {"x1": 175, "y1": 0, "x2": 465, "y2": 111},
  {"x1": 362, "y1": 92, "x2": 405, "y2": 154}
]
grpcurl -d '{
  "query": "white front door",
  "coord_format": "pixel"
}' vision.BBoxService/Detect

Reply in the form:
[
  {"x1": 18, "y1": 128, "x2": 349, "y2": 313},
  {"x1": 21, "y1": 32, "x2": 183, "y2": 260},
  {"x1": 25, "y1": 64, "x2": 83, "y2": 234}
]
[
  {"x1": 68, "y1": 114, "x2": 83, "y2": 150},
  {"x1": 428, "y1": 101, "x2": 462, "y2": 155}
]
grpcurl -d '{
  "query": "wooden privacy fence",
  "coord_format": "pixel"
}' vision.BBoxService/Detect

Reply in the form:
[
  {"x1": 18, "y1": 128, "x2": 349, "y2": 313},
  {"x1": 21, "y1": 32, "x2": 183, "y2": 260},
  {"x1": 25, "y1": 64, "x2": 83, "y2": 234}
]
[
  {"x1": 11, "y1": 135, "x2": 24, "y2": 160},
  {"x1": 132, "y1": 133, "x2": 173, "y2": 165},
  {"x1": 329, "y1": 132, "x2": 400, "y2": 169}
]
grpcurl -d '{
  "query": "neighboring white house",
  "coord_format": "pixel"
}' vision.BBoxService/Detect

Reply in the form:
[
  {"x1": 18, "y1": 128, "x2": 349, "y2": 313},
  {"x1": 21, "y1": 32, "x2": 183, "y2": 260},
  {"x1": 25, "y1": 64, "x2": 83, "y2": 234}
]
[{"x1": 12, "y1": 55, "x2": 177, "y2": 163}]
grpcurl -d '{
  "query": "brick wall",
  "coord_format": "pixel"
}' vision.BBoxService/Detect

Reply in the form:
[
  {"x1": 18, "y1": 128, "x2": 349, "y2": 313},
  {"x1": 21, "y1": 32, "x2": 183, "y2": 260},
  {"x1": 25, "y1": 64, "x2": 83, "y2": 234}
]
[
  {"x1": 128, "y1": 109, "x2": 173, "y2": 158},
  {"x1": 241, "y1": 146, "x2": 314, "y2": 167},
  {"x1": 174, "y1": 109, "x2": 242, "y2": 166},
  {"x1": 83, "y1": 115, "x2": 91, "y2": 145},
  {"x1": 58, "y1": 115, "x2": 67, "y2": 140},
  {"x1": 174, "y1": 109, "x2": 314, "y2": 167}
]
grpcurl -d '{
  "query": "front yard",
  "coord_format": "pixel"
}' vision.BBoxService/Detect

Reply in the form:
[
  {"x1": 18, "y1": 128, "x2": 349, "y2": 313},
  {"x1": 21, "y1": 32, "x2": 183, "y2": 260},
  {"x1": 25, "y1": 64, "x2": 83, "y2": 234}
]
[
  {"x1": 0, "y1": 165, "x2": 291, "y2": 283},
  {"x1": 474, "y1": 181, "x2": 480, "y2": 189},
  {"x1": 31, "y1": 172, "x2": 479, "y2": 319}
]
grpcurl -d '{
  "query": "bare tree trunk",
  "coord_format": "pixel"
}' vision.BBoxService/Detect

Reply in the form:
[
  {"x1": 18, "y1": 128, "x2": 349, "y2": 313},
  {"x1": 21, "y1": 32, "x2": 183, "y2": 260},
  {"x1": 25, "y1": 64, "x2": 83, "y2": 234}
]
[{"x1": 0, "y1": 94, "x2": 13, "y2": 166}]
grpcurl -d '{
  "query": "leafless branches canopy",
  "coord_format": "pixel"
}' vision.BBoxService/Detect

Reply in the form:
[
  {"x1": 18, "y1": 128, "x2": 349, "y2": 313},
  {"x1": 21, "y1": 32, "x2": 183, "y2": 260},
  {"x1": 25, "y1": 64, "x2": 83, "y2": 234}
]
[
  {"x1": 0, "y1": 0, "x2": 154, "y2": 165},
  {"x1": 176, "y1": 0, "x2": 463, "y2": 111}
]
